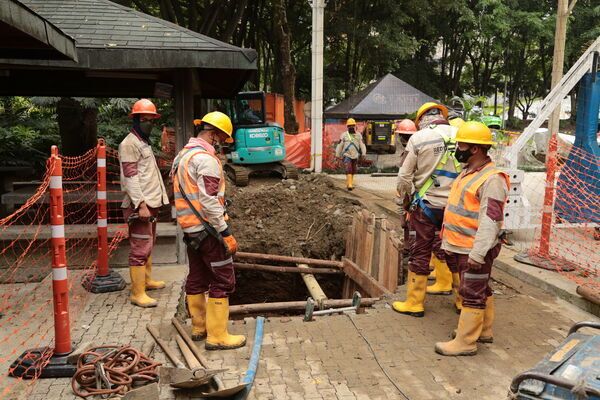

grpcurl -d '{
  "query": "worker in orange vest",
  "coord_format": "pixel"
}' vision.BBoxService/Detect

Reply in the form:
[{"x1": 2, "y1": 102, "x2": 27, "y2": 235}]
[
  {"x1": 119, "y1": 99, "x2": 169, "y2": 308},
  {"x1": 435, "y1": 121, "x2": 509, "y2": 356},
  {"x1": 172, "y1": 111, "x2": 245, "y2": 350}
]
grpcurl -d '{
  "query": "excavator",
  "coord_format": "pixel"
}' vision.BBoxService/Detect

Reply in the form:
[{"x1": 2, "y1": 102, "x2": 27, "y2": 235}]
[{"x1": 222, "y1": 91, "x2": 298, "y2": 186}]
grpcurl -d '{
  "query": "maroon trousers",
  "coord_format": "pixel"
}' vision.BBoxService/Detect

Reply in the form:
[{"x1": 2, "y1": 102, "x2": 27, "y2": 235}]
[
  {"x1": 408, "y1": 206, "x2": 449, "y2": 275},
  {"x1": 445, "y1": 243, "x2": 501, "y2": 309},
  {"x1": 343, "y1": 157, "x2": 358, "y2": 174},
  {"x1": 185, "y1": 233, "x2": 236, "y2": 299},
  {"x1": 124, "y1": 206, "x2": 158, "y2": 266}
]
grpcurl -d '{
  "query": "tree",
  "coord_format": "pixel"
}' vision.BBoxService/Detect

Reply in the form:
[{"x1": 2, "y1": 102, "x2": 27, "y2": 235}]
[{"x1": 273, "y1": 0, "x2": 299, "y2": 133}]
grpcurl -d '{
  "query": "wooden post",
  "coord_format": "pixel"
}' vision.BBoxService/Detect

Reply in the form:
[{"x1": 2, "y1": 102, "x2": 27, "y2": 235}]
[
  {"x1": 546, "y1": 0, "x2": 576, "y2": 154},
  {"x1": 298, "y1": 263, "x2": 328, "y2": 309},
  {"x1": 174, "y1": 69, "x2": 195, "y2": 264},
  {"x1": 234, "y1": 252, "x2": 343, "y2": 268},
  {"x1": 234, "y1": 262, "x2": 341, "y2": 275}
]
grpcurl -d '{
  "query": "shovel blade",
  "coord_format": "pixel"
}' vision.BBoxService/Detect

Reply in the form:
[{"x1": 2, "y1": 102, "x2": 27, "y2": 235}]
[
  {"x1": 200, "y1": 383, "x2": 248, "y2": 398},
  {"x1": 160, "y1": 366, "x2": 212, "y2": 389}
]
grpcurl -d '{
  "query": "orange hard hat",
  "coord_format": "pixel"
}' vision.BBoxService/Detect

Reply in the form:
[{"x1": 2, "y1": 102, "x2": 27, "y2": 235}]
[
  {"x1": 395, "y1": 119, "x2": 417, "y2": 134},
  {"x1": 129, "y1": 99, "x2": 161, "y2": 119}
]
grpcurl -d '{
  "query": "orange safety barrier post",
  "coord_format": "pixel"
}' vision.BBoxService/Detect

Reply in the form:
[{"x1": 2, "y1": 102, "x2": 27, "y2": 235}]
[
  {"x1": 9, "y1": 146, "x2": 77, "y2": 379},
  {"x1": 82, "y1": 139, "x2": 125, "y2": 293}
]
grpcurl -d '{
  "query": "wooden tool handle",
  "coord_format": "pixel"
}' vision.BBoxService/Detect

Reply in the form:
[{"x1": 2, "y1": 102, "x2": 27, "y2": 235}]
[
  {"x1": 171, "y1": 318, "x2": 225, "y2": 390},
  {"x1": 146, "y1": 324, "x2": 186, "y2": 369},
  {"x1": 175, "y1": 334, "x2": 201, "y2": 369}
]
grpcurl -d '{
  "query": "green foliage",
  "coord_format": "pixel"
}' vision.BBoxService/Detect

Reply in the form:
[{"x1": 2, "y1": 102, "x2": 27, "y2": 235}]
[{"x1": 0, "y1": 97, "x2": 60, "y2": 172}]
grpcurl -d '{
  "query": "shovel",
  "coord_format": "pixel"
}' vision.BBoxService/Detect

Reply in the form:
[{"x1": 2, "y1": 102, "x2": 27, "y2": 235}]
[
  {"x1": 171, "y1": 318, "x2": 248, "y2": 397},
  {"x1": 146, "y1": 324, "x2": 219, "y2": 389}
]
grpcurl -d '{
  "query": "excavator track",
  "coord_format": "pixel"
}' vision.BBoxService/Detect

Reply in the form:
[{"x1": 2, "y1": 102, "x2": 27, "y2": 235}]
[
  {"x1": 224, "y1": 163, "x2": 250, "y2": 187},
  {"x1": 282, "y1": 161, "x2": 299, "y2": 180}
]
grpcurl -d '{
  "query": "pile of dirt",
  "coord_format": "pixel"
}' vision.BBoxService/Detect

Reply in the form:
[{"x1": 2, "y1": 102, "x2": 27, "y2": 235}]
[{"x1": 227, "y1": 174, "x2": 360, "y2": 260}]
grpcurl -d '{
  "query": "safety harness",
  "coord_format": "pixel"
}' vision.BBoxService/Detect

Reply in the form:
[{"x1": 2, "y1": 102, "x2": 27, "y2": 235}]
[
  {"x1": 411, "y1": 133, "x2": 462, "y2": 225},
  {"x1": 342, "y1": 132, "x2": 362, "y2": 156}
]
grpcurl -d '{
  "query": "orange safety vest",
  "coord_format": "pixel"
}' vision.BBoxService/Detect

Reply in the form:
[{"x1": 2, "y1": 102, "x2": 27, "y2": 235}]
[
  {"x1": 173, "y1": 146, "x2": 226, "y2": 229},
  {"x1": 442, "y1": 161, "x2": 509, "y2": 249}
]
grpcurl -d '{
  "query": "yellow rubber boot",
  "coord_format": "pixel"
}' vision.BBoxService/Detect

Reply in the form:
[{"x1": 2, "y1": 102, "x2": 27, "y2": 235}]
[
  {"x1": 435, "y1": 307, "x2": 484, "y2": 356},
  {"x1": 206, "y1": 298, "x2": 246, "y2": 350},
  {"x1": 392, "y1": 271, "x2": 427, "y2": 317},
  {"x1": 426, "y1": 255, "x2": 452, "y2": 295},
  {"x1": 346, "y1": 174, "x2": 354, "y2": 191},
  {"x1": 145, "y1": 256, "x2": 166, "y2": 290},
  {"x1": 453, "y1": 273, "x2": 462, "y2": 314},
  {"x1": 479, "y1": 296, "x2": 495, "y2": 343},
  {"x1": 130, "y1": 266, "x2": 157, "y2": 308},
  {"x1": 187, "y1": 293, "x2": 207, "y2": 341}
]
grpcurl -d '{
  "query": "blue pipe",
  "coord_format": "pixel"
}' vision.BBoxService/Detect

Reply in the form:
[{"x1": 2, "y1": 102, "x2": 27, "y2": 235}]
[{"x1": 233, "y1": 316, "x2": 265, "y2": 400}]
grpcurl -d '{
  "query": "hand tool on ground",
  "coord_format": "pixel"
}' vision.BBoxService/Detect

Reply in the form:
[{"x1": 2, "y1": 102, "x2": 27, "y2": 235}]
[
  {"x1": 304, "y1": 291, "x2": 362, "y2": 321},
  {"x1": 174, "y1": 334, "x2": 227, "y2": 388},
  {"x1": 146, "y1": 324, "x2": 211, "y2": 389},
  {"x1": 171, "y1": 318, "x2": 247, "y2": 397}
]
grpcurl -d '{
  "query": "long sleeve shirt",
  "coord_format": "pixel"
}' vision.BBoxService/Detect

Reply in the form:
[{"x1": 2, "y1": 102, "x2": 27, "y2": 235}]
[
  {"x1": 441, "y1": 159, "x2": 509, "y2": 263},
  {"x1": 396, "y1": 124, "x2": 458, "y2": 210},
  {"x1": 119, "y1": 131, "x2": 168, "y2": 209},
  {"x1": 173, "y1": 137, "x2": 228, "y2": 234},
  {"x1": 335, "y1": 131, "x2": 366, "y2": 160}
]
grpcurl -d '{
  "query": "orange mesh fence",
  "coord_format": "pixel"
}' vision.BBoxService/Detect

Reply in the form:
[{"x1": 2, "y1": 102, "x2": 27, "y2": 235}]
[
  {"x1": 0, "y1": 144, "x2": 127, "y2": 398},
  {"x1": 516, "y1": 134, "x2": 600, "y2": 291}
]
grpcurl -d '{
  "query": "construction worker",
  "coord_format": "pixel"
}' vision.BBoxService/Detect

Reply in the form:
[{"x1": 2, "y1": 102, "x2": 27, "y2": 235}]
[
  {"x1": 335, "y1": 118, "x2": 366, "y2": 191},
  {"x1": 395, "y1": 119, "x2": 417, "y2": 167},
  {"x1": 395, "y1": 119, "x2": 417, "y2": 256},
  {"x1": 172, "y1": 111, "x2": 246, "y2": 350},
  {"x1": 119, "y1": 99, "x2": 169, "y2": 308},
  {"x1": 435, "y1": 121, "x2": 509, "y2": 356},
  {"x1": 392, "y1": 102, "x2": 462, "y2": 317}
]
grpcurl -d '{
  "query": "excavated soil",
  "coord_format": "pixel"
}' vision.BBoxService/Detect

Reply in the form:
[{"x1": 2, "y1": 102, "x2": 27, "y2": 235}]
[
  {"x1": 227, "y1": 174, "x2": 358, "y2": 259},
  {"x1": 226, "y1": 174, "x2": 360, "y2": 305}
]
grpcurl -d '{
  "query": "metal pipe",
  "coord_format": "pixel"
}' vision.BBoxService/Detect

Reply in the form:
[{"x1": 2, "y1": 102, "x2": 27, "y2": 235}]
[
  {"x1": 229, "y1": 298, "x2": 378, "y2": 315},
  {"x1": 235, "y1": 251, "x2": 342, "y2": 268},
  {"x1": 234, "y1": 262, "x2": 341, "y2": 275}
]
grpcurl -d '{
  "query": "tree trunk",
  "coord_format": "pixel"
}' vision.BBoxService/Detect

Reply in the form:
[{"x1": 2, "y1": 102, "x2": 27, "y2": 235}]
[
  {"x1": 56, "y1": 98, "x2": 97, "y2": 157},
  {"x1": 273, "y1": 0, "x2": 298, "y2": 133}
]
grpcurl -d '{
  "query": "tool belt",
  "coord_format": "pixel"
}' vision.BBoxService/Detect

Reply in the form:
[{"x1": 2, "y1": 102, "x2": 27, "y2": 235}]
[{"x1": 183, "y1": 230, "x2": 210, "y2": 251}]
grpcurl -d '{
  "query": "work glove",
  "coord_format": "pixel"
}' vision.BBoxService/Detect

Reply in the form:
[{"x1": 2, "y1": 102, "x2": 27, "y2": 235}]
[{"x1": 221, "y1": 229, "x2": 238, "y2": 256}]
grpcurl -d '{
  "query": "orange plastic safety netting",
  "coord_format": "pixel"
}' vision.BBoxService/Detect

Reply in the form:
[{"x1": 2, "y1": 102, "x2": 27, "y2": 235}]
[
  {"x1": 514, "y1": 134, "x2": 600, "y2": 292},
  {"x1": 0, "y1": 144, "x2": 127, "y2": 397}
]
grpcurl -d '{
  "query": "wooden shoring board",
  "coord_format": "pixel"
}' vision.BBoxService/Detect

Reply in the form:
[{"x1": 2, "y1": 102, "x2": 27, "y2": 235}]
[
  {"x1": 345, "y1": 213, "x2": 358, "y2": 262},
  {"x1": 370, "y1": 216, "x2": 382, "y2": 282},
  {"x1": 387, "y1": 233, "x2": 403, "y2": 289},
  {"x1": 360, "y1": 209, "x2": 376, "y2": 274},
  {"x1": 354, "y1": 211, "x2": 365, "y2": 270},
  {"x1": 377, "y1": 219, "x2": 390, "y2": 286},
  {"x1": 342, "y1": 257, "x2": 392, "y2": 298}
]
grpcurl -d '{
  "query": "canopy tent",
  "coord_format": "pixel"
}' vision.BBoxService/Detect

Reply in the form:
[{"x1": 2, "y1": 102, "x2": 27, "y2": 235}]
[{"x1": 324, "y1": 73, "x2": 435, "y2": 120}]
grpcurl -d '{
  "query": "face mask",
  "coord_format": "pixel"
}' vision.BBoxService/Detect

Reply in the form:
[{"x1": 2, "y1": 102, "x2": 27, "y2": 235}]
[
  {"x1": 139, "y1": 120, "x2": 154, "y2": 136},
  {"x1": 348, "y1": 127, "x2": 355, "y2": 134},
  {"x1": 454, "y1": 147, "x2": 473, "y2": 163}
]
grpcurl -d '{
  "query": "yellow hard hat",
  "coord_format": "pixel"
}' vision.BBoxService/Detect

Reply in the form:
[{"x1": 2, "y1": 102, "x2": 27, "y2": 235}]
[
  {"x1": 455, "y1": 121, "x2": 495, "y2": 145},
  {"x1": 449, "y1": 117, "x2": 465, "y2": 128},
  {"x1": 346, "y1": 118, "x2": 356, "y2": 126},
  {"x1": 415, "y1": 102, "x2": 448, "y2": 126},
  {"x1": 197, "y1": 111, "x2": 234, "y2": 143}
]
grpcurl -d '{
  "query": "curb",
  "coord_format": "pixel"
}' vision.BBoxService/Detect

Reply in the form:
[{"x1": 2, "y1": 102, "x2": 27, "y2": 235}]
[{"x1": 494, "y1": 256, "x2": 599, "y2": 318}]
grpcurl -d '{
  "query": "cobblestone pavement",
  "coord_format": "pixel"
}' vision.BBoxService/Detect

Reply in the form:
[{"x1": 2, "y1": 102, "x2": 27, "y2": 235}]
[{"x1": 5, "y1": 263, "x2": 596, "y2": 400}]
